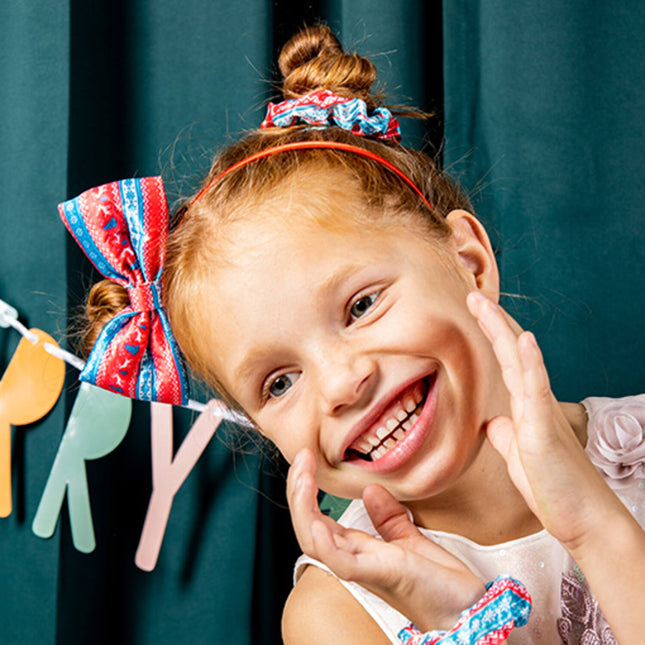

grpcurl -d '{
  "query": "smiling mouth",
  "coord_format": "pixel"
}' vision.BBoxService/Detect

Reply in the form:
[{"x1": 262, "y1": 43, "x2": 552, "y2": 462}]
[{"x1": 344, "y1": 377, "x2": 431, "y2": 462}]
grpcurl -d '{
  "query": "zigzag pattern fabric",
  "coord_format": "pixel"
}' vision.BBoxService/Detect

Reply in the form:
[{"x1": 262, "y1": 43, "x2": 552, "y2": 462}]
[
  {"x1": 261, "y1": 89, "x2": 401, "y2": 141},
  {"x1": 58, "y1": 177, "x2": 189, "y2": 406},
  {"x1": 398, "y1": 576, "x2": 532, "y2": 645}
]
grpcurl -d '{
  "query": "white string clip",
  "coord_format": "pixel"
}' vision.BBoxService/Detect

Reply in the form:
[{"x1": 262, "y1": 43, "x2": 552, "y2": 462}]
[
  {"x1": 0, "y1": 298, "x2": 19, "y2": 328},
  {"x1": 0, "y1": 298, "x2": 38, "y2": 344}
]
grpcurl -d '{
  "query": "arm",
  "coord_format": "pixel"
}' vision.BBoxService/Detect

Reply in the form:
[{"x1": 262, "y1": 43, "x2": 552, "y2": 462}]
[
  {"x1": 466, "y1": 291, "x2": 645, "y2": 644},
  {"x1": 282, "y1": 565, "x2": 392, "y2": 644}
]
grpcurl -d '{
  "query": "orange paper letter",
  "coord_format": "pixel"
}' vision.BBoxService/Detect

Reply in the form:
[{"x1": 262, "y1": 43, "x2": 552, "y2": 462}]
[{"x1": 0, "y1": 330, "x2": 65, "y2": 517}]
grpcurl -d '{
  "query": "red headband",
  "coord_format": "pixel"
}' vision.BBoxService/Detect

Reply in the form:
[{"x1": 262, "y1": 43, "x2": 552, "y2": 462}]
[{"x1": 190, "y1": 140, "x2": 434, "y2": 211}]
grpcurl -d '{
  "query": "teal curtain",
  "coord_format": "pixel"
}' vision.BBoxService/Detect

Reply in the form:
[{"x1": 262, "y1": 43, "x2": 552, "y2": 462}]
[
  {"x1": 2, "y1": 2, "x2": 643, "y2": 644},
  {"x1": 443, "y1": 1, "x2": 645, "y2": 400}
]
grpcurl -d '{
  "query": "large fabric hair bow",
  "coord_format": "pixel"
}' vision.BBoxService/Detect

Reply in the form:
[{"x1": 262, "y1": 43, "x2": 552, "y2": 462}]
[{"x1": 58, "y1": 177, "x2": 189, "y2": 406}]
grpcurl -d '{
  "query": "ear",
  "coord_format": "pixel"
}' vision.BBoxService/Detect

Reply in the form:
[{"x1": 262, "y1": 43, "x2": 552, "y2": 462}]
[{"x1": 445, "y1": 210, "x2": 499, "y2": 301}]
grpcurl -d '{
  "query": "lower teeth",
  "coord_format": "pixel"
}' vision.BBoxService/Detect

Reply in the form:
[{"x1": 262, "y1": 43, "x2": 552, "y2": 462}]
[
  {"x1": 368, "y1": 409, "x2": 421, "y2": 461},
  {"x1": 347, "y1": 390, "x2": 426, "y2": 462}
]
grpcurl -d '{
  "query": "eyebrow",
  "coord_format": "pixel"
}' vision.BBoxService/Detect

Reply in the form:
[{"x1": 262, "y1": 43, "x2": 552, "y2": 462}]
[
  {"x1": 233, "y1": 346, "x2": 280, "y2": 387},
  {"x1": 231, "y1": 262, "x2": 365, "y2": 387},
  {"x1": 319, "y1": 262, "x2": 363, "y2": 297}
]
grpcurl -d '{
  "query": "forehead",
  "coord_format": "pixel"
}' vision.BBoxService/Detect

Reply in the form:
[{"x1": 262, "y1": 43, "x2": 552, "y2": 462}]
[
  {"x1": 228, "y1": 163, "x2": 430, "y2": 236},
  {"x1": 200, "y1": 211, "x2": 434, "y2": 389}
]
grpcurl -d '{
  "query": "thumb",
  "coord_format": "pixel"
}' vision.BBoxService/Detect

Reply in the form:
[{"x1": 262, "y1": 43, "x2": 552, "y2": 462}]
[
  {"x1": 363, "y1": 484, "x2": 419, "y2": 542},
  {"x1": 485, "y1": 415, "x2": 517, "y2": 462},
  {"x1": 486, "y1": 416, "x2": 537, "y2": 513}
]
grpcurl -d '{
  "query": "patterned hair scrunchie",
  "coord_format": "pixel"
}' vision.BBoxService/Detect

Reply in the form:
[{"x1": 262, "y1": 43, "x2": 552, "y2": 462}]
[
  {"x1": 398, "y1": 576, "x2": 532, "y2": 645},
  {"x1": 261, "y1": 89, "x2": 401, "y2": 141}
]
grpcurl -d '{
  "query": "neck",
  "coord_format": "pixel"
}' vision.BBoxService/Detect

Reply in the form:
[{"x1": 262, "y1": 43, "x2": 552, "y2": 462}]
[{"x1": 406, "y1": 439, "x2": 541, "y2": 545}]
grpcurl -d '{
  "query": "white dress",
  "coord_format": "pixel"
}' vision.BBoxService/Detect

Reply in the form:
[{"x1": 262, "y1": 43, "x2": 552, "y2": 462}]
[{"x1": 294, "y1": 395, "x2": 645, "y2": 644}]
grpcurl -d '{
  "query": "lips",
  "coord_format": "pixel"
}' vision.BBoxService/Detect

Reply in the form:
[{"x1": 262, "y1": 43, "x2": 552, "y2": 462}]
[
  {"x1": 341, "y1": 371, "x2": 438, "y2": 474},
  {"x1": 345, "y1": 379, "x2": 428, "y2": 461}
]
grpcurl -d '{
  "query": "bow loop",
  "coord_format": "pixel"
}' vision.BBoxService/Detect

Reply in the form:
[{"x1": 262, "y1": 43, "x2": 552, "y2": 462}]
[{"x1": 59, "y1": 177, "x2": 189, "y2": 406}]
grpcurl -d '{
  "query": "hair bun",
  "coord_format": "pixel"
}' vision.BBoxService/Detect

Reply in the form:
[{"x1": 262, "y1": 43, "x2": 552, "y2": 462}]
[
  {"x1": 278, "y1": 25, "x2": 379, "y2": 108},
  {"x1": 80, "y1": 279, "x2": 130, "y2": 358}
]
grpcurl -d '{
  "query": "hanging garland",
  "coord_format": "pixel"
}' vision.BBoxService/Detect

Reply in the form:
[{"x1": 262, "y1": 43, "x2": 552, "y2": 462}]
[{"x1": 0, "y1": 297, "x2": 240, "y2": 571}]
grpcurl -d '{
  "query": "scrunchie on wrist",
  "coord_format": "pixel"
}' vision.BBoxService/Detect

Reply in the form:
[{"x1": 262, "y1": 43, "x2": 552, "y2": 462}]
[{"x1": 398, "y1": 576, "x2": 532, "y2": 645}]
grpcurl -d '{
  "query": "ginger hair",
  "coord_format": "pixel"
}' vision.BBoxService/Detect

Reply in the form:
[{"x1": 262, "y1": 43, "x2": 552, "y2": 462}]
[{"x1": 81, "y1": 25, "x2": 472, "y2": 410}]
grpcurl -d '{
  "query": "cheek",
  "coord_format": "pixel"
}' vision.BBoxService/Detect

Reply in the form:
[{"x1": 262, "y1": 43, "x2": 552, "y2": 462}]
[{"x1": 253, "y1": 416, "x2": 302, "y2": 465}]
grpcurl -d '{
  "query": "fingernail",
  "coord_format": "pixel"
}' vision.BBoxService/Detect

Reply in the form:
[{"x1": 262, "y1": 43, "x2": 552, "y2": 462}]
[{"x1": 468, "y1": 291, "x2": 486, "y2": 303}]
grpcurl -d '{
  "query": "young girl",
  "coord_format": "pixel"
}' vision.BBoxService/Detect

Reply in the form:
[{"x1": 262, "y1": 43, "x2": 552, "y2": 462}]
[{"x1": 60, "y1": 25, "x2": 645, "y2": 644}]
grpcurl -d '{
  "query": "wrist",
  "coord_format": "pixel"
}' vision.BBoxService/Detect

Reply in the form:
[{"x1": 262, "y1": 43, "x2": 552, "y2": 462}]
[
  {"x1": 562, "y1": 490, "x2": 644, "y2": 563},
  {"x1": 413, "y1": 582, "x2": 485, "y2": 632},
  {"x1": 564, "y1": 507, "x2": 645, "y2": 645},
  {"x1": 398, "y1": 576, "x2": 532, "y2": 645}
]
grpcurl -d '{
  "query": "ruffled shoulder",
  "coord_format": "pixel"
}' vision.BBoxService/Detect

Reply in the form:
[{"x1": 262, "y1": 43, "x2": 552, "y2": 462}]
[{"x1": 583, "y1": 394, "x2": 645, "y2": 489}]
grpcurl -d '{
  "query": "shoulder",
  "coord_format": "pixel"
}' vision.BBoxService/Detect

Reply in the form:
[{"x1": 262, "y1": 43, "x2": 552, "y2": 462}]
[{"x1": 282, "y1": 564, "x2": 392, "y2": 645}]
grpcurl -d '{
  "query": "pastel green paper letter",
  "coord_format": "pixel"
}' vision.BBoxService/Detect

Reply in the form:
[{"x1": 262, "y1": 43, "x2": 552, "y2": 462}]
[{"x1": 32, "y1": 382, "x2": 131, "y2": 552}]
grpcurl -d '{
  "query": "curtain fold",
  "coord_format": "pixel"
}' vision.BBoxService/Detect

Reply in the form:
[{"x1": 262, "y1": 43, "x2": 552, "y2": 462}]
[
  {"x1": 1, "y1": 4, "x2": 69, "y2": 644},
  {"x1": 443, "y1": 0, "x2": 645, "y2": 400}
]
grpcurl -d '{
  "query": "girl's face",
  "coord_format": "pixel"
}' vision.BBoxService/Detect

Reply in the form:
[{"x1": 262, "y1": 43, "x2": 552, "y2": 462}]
[{"x1": 202, "y1": 198, "x2": 506, "y2": 502}]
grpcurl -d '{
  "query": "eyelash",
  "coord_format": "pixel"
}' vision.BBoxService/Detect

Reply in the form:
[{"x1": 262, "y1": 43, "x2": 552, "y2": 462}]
[
  {"x1": 262, "y1": 370, "x2": 299, "y2": 401},
  {"x1": 347, "y1": 289, "x2": 381, "y2": 323}
]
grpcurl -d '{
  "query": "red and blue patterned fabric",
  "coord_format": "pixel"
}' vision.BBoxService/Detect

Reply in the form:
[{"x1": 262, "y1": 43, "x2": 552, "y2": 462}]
[
  {"x1": 261, "y1": 89, "x2": 401, "y2": 141},
  {"x1": 58, "y1": 177, "x2": 189, "y2": 406},
  {"x1": 398, "y1": 576, "x2": 532, "y2": 645}
]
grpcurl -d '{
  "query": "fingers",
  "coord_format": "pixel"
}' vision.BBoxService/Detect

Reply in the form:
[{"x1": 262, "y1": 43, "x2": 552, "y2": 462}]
[
  {"x1": 485, "y1": 415, "x2": 516, "y2": 461},
  {"x1": 363, "y1": 485, "x2": 479, "y2": 571},
  {"x1": 310, "y1": 519, "x2": 384, "y2": 582},
  {"x1": 286, "y1": 449, "x2": 338, "y2": 554},
  {"x1": 468, "y1": 292, "x2": 562, "y2": 445},
  {"x1": 467, "y1": 293, "x2": 556, "y2": 424},
  {"x1": 517, "y1": 331, "x2": 555, "y2": 431},
  {"x1": 486, "y1": 415, "x2": 538, "y2": 513},
  {"x1": 466, "y1": 292, "x2": 526, "y2": 419}
]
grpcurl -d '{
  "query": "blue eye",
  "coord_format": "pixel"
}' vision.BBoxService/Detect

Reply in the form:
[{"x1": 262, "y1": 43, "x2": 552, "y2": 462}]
[
  {"x1": 267, "y1": 372, "x2": 299, "y2": 398},
  {"x1": 349, "y1": 292, "x2": 379, "y2": 321}
]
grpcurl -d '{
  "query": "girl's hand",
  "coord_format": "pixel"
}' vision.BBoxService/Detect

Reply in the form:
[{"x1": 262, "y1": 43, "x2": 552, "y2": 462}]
[
  {"x1": 287, "y1": 449, "x2": 485, "y2": 631},
  {"x1": 467, "y1": 292, "x2": 645, "y2": 644},
  {"x1": 466, "y1": 291, "x2": 626, "y2": 551}
]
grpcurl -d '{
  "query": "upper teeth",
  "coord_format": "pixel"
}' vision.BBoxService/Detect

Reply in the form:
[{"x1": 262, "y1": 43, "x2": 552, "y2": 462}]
[{"x1": 348, "y1": 381, "x2": 426, "y2": 461}]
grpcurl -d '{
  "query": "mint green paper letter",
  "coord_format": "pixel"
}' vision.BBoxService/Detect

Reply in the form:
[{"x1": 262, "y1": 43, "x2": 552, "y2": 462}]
[{"x1": 32, "y1": 382, "x2": 131, "y2": 552}]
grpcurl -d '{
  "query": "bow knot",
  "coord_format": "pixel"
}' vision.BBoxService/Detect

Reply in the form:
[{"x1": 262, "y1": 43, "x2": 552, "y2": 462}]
[{"x1": 128, "y1": 281, "x2": 161, "y2": 313}]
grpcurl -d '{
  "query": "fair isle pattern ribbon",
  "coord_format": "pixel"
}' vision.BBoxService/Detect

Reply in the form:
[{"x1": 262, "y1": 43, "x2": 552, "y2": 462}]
[
  {"x1": 58, "y1": 177, "x2": 189, "y2": 406},
  {"x1": 261, "y1": 89, "x2": 401, "y2": 141},
  {"x1": 398, "y1": 576, "x2": 532, "y2": 645}
]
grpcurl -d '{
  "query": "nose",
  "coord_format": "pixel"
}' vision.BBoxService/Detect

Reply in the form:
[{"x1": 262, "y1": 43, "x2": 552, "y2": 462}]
[{"x1": 315, "y1": 344, "x2": 376, "y2": 416}]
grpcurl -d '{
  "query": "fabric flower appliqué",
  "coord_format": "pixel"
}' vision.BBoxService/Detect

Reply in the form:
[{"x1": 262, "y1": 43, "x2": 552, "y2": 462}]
[{"x1": 585, "y1": 396, "x2": 645, "y2": 489}]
